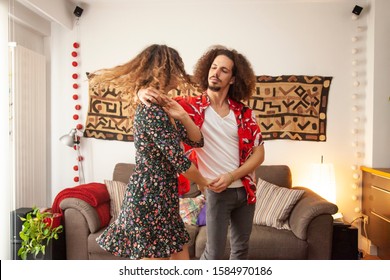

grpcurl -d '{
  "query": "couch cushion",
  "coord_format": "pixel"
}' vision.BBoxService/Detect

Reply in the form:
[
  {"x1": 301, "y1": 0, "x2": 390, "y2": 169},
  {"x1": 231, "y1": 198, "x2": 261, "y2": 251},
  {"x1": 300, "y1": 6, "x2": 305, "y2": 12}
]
[
  {"x1": 256, "y1": 165, "x2": 292, "y2": 188},
  {"x1": 253, "y1": 178, "x2": 305, "y2": 230},
  {"x1": 196, "y1": 204, "x2": 206, "y2": 226},
  {"x1": 185, "y1": 224, "x2": 199, "y2": 259},
  {"x1": 181, "y1": 181, "x2": 201, "y2": 198},
  {"x1": 247, "y1": 225, "x2": 308, "y2": 259},
  {"x1": 112, "y1": 163, "x2": 135, "y2": 183},
  {"x1": 104, "y1": 180, "x2": 127, "y2": 223},
  {"x1": 89, "y1": 224, "x2": 199, "y2": 260},
  {"x1": 89, "y1": 228, "x2": 127, "y2": 260},
  {"x1": 194, "y1": 224, "x2": 307, "y2": 260},
  {"x1": 179, "y1": 194, "x2": 205, "y2": 225}
]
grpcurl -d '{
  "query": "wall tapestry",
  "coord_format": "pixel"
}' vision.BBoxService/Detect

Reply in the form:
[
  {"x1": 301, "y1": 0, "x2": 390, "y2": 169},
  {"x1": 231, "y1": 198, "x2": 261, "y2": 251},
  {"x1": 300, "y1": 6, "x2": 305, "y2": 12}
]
[
  {"x1": 84, "y1": 75, "x2": 332, "y2": 142},
  {"x1": 249, "y1": 75, "x2": 332, "y2": 141},
  {"x1": 83, "y1": 80, "x2": 137, "y2": 142}
]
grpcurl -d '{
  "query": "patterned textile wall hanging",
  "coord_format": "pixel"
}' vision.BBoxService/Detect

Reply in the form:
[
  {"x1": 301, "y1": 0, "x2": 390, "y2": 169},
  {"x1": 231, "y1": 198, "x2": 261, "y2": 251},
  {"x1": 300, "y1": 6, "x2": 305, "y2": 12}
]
[
  {"x1": 249, "y1": 75, "x2": 332, "y2": 141},
  {"x1": 84, "y1": 75, "x2": 332, "y2": 142},
  {"x1": 84, "y1": 80, "x2": 136, "y2": 141}
]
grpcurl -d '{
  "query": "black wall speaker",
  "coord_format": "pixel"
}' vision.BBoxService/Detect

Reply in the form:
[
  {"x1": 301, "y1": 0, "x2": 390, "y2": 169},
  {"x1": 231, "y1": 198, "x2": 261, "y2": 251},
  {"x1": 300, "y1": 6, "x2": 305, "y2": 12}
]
[
  {"x1": 74, "y1": 6, "x2": 84, "y2": 17},
  {"x1": 352, "y1": 5, "x2": 363, "y2": 16},
  {"x1": 10, "y1": 208, "x2": 33, "y2": 260},
  {"x1": 332, "y1": 224, "x2": 359, "y2": 260}
]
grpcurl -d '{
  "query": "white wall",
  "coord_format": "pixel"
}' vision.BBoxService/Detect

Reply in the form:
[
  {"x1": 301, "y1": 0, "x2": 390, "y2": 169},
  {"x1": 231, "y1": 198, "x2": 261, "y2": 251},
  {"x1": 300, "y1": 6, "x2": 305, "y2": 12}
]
[
  {"x1": 1, "y1": 0, "x2": 11, "y2": 261},
  {"x1": 49, "y1": 0, "x2": 380, "y2": 225},
  {"x1": 369, "y1": 0, "x2": 390, "y2": 167}
]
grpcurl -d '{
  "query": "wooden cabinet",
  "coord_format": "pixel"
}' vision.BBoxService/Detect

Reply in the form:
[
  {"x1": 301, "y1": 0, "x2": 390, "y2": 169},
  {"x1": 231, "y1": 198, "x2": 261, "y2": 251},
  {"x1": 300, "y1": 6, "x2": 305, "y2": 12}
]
[{"x1": 361, "y1": 166, "x2": 390, "y2": 260}]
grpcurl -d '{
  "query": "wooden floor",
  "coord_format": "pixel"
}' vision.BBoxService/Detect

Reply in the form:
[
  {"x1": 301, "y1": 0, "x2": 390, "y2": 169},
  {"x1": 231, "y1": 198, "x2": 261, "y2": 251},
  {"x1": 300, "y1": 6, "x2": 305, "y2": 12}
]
[{"x1": 361, "y1": 254, "x2": 381, "y2": 260}]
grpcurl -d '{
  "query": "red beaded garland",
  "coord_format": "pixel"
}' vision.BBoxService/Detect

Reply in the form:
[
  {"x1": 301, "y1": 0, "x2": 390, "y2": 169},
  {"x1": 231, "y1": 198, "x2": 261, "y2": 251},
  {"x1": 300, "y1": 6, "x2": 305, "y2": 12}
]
[{"x1": 71, "y1": 42, "x2": 83, "y2": 183}]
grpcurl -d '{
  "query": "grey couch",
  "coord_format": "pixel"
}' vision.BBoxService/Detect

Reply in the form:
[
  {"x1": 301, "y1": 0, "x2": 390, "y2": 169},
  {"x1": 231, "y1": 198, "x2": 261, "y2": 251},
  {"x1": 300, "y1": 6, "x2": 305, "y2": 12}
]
[{"x1": 60, "y1": 163, "x2": 338, "y2": 260}]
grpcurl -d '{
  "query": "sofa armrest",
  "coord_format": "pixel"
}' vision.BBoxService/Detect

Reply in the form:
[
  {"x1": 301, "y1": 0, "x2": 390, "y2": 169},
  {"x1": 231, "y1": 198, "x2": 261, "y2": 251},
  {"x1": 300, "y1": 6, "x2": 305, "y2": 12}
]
[
  {"x1": 289, "y1": 187, "x2": 338, "y2": 240},
  {"x1": 59, "y1": 198, "x2": 101, "y2": 260},
  {"x1": 60, "y1": 198, "x2": 101, "y2": 233}
]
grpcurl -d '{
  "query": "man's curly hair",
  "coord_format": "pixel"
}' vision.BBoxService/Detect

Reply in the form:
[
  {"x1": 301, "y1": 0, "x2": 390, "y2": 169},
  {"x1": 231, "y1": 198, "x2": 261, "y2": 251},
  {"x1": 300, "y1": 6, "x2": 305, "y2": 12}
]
[
  {"x1": 192, "y1": 46, "x2": 256, "y2": 102},
  {"x1": 89, "y1": 44, "x2": 194, "y2": 101}
]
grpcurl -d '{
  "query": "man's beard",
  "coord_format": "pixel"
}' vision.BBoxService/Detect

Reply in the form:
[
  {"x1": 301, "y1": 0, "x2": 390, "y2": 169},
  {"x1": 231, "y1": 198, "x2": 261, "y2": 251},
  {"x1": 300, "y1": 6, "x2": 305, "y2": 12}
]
[{"x1": 208, "y1": 85, "x2": 221, "y2": 92}]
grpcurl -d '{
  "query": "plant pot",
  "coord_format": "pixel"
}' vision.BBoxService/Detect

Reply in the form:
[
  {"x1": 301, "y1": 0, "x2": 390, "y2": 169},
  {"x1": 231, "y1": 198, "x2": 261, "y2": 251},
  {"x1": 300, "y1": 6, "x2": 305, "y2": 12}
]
[{"x1": 26, "y1": 242, "x2": 53, "y2": 260}]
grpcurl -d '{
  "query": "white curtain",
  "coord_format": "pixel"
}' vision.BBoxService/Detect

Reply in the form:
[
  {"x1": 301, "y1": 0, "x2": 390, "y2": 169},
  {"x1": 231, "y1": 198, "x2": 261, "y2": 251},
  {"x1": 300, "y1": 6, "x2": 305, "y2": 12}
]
[{"x1": 9, "y1": 44, "x2": 47, "y2": 209}]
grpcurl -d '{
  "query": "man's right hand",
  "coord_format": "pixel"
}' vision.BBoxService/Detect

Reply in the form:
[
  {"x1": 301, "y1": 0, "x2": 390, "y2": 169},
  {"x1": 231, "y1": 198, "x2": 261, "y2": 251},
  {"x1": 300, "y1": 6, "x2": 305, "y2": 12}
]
[{"x1": 137, "y1": 87, "x2": 163, "y2": 107}]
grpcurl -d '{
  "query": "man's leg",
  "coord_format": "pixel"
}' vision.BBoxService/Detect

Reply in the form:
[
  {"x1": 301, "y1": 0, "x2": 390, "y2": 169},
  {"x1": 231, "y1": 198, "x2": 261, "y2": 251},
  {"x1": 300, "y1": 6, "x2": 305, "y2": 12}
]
[
  {"x1": 229, "y1": 187, "x2": 255, "y2": 260},
  {"x1": 200, "y1": 189, "x2": 232, "y2": 260}
]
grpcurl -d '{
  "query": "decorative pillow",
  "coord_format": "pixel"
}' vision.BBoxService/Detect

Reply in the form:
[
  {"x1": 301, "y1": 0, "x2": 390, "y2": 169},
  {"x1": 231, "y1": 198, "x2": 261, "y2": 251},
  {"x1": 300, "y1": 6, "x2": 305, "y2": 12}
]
[
  {"x1": 104, "y1": 180, "x2": 127, "y2": 223},
  {"x1": 179, "y1": 194, "x2": 205, "y2": 225},
  {"x1": 253, "y1": 178, "x2": 305, "y2": 230},
  {"x1": 196, "y1": 204, "x2": 206, "y2": 226}
]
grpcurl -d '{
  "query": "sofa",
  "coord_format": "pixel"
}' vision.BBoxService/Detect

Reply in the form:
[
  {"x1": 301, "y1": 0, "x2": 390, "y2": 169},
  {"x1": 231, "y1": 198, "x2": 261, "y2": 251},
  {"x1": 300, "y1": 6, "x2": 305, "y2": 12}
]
[{"x1": 59, "y1": 163, "x2": 338, "y2": 260}]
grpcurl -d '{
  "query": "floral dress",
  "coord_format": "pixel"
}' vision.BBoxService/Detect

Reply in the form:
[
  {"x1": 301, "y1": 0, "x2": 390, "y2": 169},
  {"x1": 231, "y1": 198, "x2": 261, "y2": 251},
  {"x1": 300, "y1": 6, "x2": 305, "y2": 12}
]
[{"x1": 96, "y1": 103, "x2": 203, "y2": 259}]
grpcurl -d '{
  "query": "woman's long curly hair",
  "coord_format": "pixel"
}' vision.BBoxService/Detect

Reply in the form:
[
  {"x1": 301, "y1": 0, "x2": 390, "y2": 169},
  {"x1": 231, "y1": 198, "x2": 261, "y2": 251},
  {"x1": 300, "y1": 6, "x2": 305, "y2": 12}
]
[
  {"x1": 192, "y1": 46, "x2": 256, "y2": 102},
  {"x1": 89, "y1": 44, "x2": 194, "y2": 102}
]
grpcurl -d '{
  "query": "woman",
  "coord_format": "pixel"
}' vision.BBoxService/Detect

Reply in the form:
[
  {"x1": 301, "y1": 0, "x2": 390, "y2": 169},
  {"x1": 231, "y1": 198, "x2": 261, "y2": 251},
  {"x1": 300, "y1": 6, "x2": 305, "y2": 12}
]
[{"x1": 94, "y1": 44, "x2": 209, "y2": 260}]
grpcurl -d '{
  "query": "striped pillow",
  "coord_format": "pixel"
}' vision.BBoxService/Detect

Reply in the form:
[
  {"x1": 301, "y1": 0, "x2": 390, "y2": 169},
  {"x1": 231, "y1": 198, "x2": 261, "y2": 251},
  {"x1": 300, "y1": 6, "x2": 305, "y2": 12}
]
[
  {"x1": 253, "y1": 178, "x2": 305, "y2": 230},
  {"x1": 104, "y1": 180, "x2": 127, "y2": 223}
]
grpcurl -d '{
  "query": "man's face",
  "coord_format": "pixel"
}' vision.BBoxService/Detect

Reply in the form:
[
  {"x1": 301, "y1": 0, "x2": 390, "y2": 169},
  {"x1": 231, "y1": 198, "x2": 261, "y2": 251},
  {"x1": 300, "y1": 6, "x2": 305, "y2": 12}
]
[{"x1": 207, "y1": 55, "x2": 235, "y2": 92}]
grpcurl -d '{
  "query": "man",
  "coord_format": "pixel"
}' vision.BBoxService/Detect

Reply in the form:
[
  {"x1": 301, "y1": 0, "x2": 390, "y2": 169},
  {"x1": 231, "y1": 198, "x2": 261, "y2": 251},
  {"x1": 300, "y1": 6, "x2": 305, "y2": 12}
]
[{"x1": 139, "y1": 46, "x2": 265, "y2": 259}]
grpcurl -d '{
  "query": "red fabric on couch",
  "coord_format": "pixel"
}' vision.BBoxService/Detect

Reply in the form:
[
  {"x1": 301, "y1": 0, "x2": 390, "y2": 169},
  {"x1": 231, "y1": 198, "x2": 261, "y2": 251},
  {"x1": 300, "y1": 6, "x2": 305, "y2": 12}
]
[{"x1": 51, "y1": 182, "x2": 111, "y2": 228}]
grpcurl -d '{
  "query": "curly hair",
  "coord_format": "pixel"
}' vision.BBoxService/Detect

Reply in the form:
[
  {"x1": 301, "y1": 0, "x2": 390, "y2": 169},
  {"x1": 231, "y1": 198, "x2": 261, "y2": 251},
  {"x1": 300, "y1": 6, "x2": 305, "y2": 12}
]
[
  {"x1": 88, "y1": 44, "x2": 194, "y2": 101},
  {"x1": 192, "y1": 46, "x2": 256, "y2": 102}
]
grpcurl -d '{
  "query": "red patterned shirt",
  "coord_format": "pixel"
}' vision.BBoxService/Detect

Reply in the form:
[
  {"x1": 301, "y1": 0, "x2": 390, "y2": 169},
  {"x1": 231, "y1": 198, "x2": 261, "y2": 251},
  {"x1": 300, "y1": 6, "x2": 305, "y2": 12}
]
[{"x1": 176, "y1": 93, "x2": 263, "y2": 204}]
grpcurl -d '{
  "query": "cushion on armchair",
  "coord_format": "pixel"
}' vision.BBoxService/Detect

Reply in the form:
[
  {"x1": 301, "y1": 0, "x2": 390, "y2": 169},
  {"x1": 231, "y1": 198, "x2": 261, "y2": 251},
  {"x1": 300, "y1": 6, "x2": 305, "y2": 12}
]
[
  {"x1": 104, "y1": 180, "x2": 127, "y2": 223},
  {"x1": 253, "y1": 178, "x2": 305, "y2": 230},
  {"x1": 179, "y1": 195, "x2": 205, "y2": 225}
]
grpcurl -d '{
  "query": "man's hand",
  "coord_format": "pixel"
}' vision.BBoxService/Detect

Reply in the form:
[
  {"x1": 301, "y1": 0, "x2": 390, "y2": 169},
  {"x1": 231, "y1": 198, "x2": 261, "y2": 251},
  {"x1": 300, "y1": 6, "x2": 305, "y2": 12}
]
[
  {"x1": 137, "y1": 87, "x2": 163, "y2": 107},
  {"x1": 160, "y1": 95, "x2": 187, "y2": 121},
  {"x1": 208, "y1": 173, "x2": 233, "y2": 193}
]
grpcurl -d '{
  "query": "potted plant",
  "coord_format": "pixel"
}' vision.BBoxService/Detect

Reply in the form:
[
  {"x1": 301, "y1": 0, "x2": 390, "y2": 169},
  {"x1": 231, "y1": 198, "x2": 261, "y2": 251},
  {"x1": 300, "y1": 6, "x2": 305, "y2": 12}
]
[{"x1": 18, "y1": 207, "x2": 63, "y2": 260}]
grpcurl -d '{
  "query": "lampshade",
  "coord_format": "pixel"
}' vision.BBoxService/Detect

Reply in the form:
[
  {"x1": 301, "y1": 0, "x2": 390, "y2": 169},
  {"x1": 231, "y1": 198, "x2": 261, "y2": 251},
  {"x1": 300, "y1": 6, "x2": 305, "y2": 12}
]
[
  {"x1": 59, "y1": 129, "x2": 77, "y2": 147},
  {"x1": 307, "y1": 163, "x2": 337, "y2": 203}
]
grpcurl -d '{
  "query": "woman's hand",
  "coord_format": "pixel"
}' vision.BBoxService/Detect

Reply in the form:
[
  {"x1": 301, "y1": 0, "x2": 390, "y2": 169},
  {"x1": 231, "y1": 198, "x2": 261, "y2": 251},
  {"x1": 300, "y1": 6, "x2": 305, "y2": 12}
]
[
  {"x1": 137, "y1": 87, "x2": 163, "y2": 107},
  {"x1": 160, "y1": 95, "x2": 187, "y2": 121},
  {"x1": 208, "y1": 173, "x2": 234, "y2": 193},
  {"x1": 197, "y1": 178, "x2": 212, "y2": 193}
]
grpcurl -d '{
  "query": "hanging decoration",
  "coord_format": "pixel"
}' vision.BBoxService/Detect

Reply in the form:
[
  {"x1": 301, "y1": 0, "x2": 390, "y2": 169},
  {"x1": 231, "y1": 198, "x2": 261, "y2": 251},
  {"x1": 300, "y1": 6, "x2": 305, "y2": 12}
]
[
  {"x1": 350, "y1": 5, "x2": 365, "y2": 214},
  {"x1": 68, "y1": 10, "x2": 85, "y2": 184},
  {"x1": 83, "y1": 75, "x2": 332, "y2": 142},
  {"x1": 70, "y1": 41, "x2": 85, "y2": 184}
]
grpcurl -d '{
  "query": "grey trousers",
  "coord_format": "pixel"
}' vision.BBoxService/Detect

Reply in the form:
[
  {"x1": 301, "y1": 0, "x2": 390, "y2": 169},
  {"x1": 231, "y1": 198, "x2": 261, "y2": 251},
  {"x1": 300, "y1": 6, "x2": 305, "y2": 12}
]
[{"x1": 200, "y1": 187, "x2": 255, "y2": 260}]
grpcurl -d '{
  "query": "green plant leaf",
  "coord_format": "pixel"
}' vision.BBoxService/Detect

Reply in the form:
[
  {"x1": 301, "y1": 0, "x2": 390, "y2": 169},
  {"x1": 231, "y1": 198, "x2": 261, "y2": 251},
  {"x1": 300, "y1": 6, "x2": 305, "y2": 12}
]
[{"x1": 17, "y1": 206, "x2": 63, "y2": 260}]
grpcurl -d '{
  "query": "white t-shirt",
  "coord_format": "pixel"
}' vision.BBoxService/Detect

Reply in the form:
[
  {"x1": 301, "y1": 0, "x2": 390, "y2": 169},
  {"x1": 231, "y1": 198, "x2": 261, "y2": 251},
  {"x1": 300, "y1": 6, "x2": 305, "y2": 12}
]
[{"x1": 195, "y1": 107, "x2": 242, "y2": 188}]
